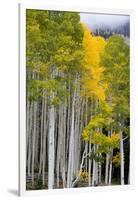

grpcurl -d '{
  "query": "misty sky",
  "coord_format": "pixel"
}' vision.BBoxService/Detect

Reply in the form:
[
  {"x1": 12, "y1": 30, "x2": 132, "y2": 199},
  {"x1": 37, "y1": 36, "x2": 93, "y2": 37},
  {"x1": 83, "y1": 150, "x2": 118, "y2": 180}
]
[{"x1": 80, "y1": 13, "x2": 130, "y2": 30}]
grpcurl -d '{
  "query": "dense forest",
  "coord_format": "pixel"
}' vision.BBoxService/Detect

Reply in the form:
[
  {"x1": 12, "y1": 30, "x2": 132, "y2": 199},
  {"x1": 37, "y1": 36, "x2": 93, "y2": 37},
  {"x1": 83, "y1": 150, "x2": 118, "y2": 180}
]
[{"x1": 26, "y1": 10, "x2": 130, "y2": 190}]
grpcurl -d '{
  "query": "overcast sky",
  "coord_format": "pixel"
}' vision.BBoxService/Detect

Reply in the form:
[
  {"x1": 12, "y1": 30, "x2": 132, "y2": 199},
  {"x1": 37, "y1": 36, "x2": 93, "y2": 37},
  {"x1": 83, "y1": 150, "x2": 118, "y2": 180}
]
[{"x1": 80, "y1": 13, "x2": 130, "y2": 30}]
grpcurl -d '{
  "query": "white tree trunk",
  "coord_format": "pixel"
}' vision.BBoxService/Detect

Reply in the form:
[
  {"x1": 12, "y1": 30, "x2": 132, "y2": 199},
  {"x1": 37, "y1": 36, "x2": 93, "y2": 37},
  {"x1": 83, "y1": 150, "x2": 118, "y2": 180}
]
[
  {"x1": 26, "y1": 100, "x2": 30, "y2": 161},
  {"x1": 48, "y1": 100, "x2": 55, "y2": 189},
  {"x1": 92, "y1": 145, "x2": 96, "y2": 186},
  {"x1": 27, "y1": 102, "x2": 33, "y2": 176},
  {"x1": 95, "y1": 153, "x2": 98, "y2": 185},
  {"x1": 105, "y1": 130, "x2": 110, "y2": 185},
  {"x1": 62, "y1": 102, "x2": 66, "y2": 188},
  {"x1": 88, "y1": 142, "x2": 92, "y2": 186},
  {"x1": 109, "y1": 130, "x2": 113, "y2": 185},
  {"x1": 38, "y1": 95, "x2": 44, "y2": 176},
  {"x1": 109, "y1": 151, "x2": 113, "y2": 185},
  {"x1": 72, "y1": 144, "x2": 87, "y2": 187},
  {"x1": 120, "y1": 130, "x2": 124, "y2": 185},
  {"x1": 56, "y1": 104, "x2": 62, "y2": 188},
  {"x1": 98, "y1": 153, "x2": 102, "y2": 184},
  {"x1": 42, "y1": 97, "x2": 47, "y2": 185},
  {"x1": 67, "y1": 90, "x2": 76, "y2": 188},
  {"x1": 31, "y1": 101, "x2": 37, "y2": 185}
]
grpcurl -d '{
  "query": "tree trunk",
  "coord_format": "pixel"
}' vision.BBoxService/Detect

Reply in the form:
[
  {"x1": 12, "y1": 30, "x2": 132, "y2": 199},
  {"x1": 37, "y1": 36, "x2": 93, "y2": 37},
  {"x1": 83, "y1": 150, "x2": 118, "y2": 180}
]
[
  {"x1": 56, "y1": 104, "x2": 62, "y2": 188},
  {"x1": 67, "y1": 89, "x2": 76, "y2": 188},
  {"x1": 105, "y1": 130, "x2": 110, "y2": 185},
  {"x1": 27, "y1": 102, "x2": 33, "y2": 176},
  {"x1": 120, "y1": 130, "x2": 124, "y2": 185},
  {"x1": 92, "y1": 144, "x2": 96, "y2": 186},
  {"x1": 48, "y1": 97, "x2": 55, "y2": 189},
  {"x1": 109, "y1": 130, "x2": 113, "y2": 185},
  {"x1": 31, "y1": 101, "x2": 37, "y2": 185},
  {"x1": 38, "y1": 95, "x2": 44, "y2": 176},
  {"x1": 42, "y1": 97, "x2": 47, "y2": 186},
  {"x1": 98, "y1": 153, "x2": 102, "y2": 184},
  {"x1": 62, "y1": 102, "x2": 66, "y2": 188},
  {"x1": 109, "y1": 150, "x2": 113, "y2": 185},
  {"x1": 72, "y1": 144, "x2": 87, "y2": 187},
  {"x1": 88, "y1": 142, "x2": 92, "y2": 186}
]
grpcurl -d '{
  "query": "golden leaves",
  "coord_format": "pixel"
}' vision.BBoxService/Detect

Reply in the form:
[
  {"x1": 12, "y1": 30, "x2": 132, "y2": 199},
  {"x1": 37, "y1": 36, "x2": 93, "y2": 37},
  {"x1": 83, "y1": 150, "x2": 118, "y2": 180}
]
[
  {"x1": 78, "y1": 171, "x2": 89, "y2": 182},
  {"x1": 81, "y1": 23, "x2": 107, "y2": 101}
]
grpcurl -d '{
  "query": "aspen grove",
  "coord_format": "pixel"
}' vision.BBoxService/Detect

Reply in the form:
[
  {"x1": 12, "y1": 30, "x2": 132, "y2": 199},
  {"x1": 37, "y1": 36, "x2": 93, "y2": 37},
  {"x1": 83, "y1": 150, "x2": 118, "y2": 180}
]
[{"x1": 26, "y1": 10, "x2": 130, "y2": 190}]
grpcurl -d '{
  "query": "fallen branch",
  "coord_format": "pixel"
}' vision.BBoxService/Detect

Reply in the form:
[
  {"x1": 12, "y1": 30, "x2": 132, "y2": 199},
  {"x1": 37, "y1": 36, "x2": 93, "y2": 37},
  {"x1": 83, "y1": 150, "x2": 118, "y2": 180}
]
[
  {"x1": 123, "y1": 136, "x2": 128, "y2": 141},
  {"x1": 72, "y1": 145, "x2": 93, "y2": 187}
]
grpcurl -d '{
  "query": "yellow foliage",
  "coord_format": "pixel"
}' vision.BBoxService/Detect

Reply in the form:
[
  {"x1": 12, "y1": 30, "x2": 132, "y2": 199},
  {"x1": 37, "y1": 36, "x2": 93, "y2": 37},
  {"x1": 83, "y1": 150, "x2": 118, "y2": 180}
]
[
  {"x1": 81, "y1": 23, "x2": 107, "y2": 101},
  {"x1": 77, "y1": 170, "x2": 89, "y2": 182},
  {"x1": 110, "y1": 132, "x2": 120, "y2": 147},
  {"x1": 82, "y1": 24, "x2": 106, "y2": 71},
  {"x1": 90, "y1": 131, "x2": 120, "y2": 152},
  {"x1": 91, "y1": 132, "x2": 104, "y2": 145},
  {"x1": 112, "y1": 153, "x2": 121, "y2": 167},
  {"x1": 82, "y1": 79, "x2": 106, "y2": 101},
  {"x1": 82, "y1": 128, "x2": 90, "y2": 141}
]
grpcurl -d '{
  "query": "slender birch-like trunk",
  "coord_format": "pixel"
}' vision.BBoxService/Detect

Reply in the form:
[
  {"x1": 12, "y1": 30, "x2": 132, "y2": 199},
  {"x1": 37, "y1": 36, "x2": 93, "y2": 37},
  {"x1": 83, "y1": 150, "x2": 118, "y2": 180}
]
[
  {"x1": 31, "y1": 101, "x2": 37, "y2": 185},
  {"x1": 108, "y1": 96, "x2": 113, "y2": 185},
  {"x1": 74, "y1": 81, "x2": 81, "y2": 176},
  {"x1": 105, "y1": 130, "x2": 110, "y2": 185},
  {"x1": 48, "y1": 99, "x2": 55, "y2": 189},
  {"x1": 95, "y1": 145, "x2": 98, "y2": 185},
  {"x1": 27, "y1": 71, "x2": 34, "y2": 178},
  {"x1": 72, "y1": 144, "x2": 87, "y2": 187},
  {"x1": 42, "y1": 97, "x2": 47, "y2": 185},
  {"x1": 120, "y1": 130, "x2": 125, "y2": 185},
  {"x1": 38, "y1": 95, "x2": 44, "y2": 176},
  {"x1": 98, "y1": 153, "x2": 102, "y2": 184},
  {"x1": 67, "y1": 88, "x2": 76, "y2": 188},
  {"x1": 26, "y1": 100, "x2": 30, "y2": 161},
  {"x1": 88, "y1": 142, "x2": 92, "y2": 186},
  {"x1": 88, "y1": 99, "x2": 93, "y2": 186},
  {"x1": 66, "y1": 81, "x2": 71, "y2": 172},
  {"x1": 109, "y1": 150, "x2": 113, "y2": 185},
  {"x1": 27, "y1": 102, "x2": 33, "y2": 177},
  {"x1": 92, "y1": 144, "x2": 96, "y2": 186},
  {"x1": 109, "y1": 130, "x2": 113, "y2": 185},
  {"x1": 56, "y1": 104, "x2": 62, "y2": 188},
  {"x1": 62, "y1": 102, "x2": 66, "y2": 188},
  {"x1": 105, "y1": 154, "x2": 109, "y2": 185}
]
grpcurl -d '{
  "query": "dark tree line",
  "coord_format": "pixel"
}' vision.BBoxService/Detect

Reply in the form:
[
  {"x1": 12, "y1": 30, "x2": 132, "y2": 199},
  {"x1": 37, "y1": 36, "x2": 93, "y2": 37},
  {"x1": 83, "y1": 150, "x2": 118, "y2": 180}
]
[{"x1": 94, "y1": 21, "x2": 130, "y2": 39}]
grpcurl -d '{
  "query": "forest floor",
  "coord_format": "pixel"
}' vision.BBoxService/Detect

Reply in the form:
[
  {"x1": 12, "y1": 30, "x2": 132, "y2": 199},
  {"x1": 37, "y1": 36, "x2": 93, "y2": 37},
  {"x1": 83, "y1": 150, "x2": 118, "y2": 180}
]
[{"x1": 26, "y1": 174, "x2": 120, "y2": 190}]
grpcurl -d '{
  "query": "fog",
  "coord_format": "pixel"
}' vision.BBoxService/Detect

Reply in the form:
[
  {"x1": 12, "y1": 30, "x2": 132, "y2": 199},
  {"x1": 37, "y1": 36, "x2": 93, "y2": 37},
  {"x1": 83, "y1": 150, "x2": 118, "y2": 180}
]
[{"x1": 80, "y1": 13, "x2": 130, "y2": 30}]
